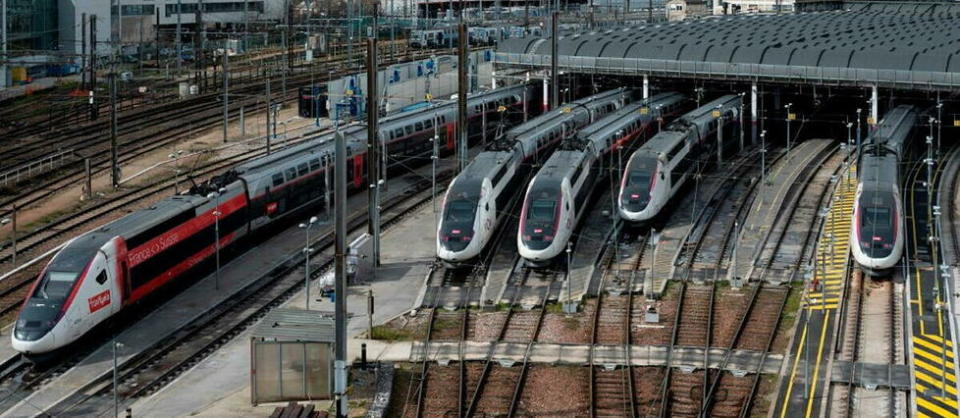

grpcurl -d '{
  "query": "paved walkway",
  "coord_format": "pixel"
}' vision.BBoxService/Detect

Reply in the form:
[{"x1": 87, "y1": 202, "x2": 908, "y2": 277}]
[
  {"x1": 772, "y1": 159, "x2": 856, "y2": 418},
  {"x1": 128, "y1": 203, "x2": 438, "y2": 417},
  {"x1": 356, "y1": 339, "x2": 783, "y2": 374}
]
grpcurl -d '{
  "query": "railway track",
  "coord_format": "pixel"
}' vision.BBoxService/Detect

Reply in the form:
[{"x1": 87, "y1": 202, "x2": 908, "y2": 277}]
[
  {"x1": 589, "y1": 229, "x2": 647, "y2": 418},
  {"x1": 0, "y1": 128, "x2": 337, "y2": 321},
  {"x1": 0, "y1": 46, "x2": 464, "y2": 270},
  {"x1": 27, "y1": 157, "x2": 453, "y2": 417},
  {"x1": 832, "y1": 268, "x2": 900, "y2": 417},
  {"x1": 654, "y1": 143, "x2": 839, "y2": 416},
  {"x1": 466, "y1": 270, "x2": 548, "y2": 417}
]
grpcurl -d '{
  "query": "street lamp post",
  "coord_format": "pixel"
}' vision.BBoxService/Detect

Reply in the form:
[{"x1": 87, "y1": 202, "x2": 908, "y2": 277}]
[
  {"x1": 113, "y1": 340, "x2": 124, "y2": 418},
  {"x1": 208, "y1": 187, "x2": 227, "y2": 290},
  {"x1": 760, "y1": 130, "x2": 767, "y2": 185},
  {"x1": 784, "y1": 102, "x2": 793, "y2": 153},
  {"x1": 1, "y1": 205, "x2": 15, "y2": 266},
  {"x1": 855, "y1": 108, "x2": 862, "y2": 149},
  {"x1": 299, "y1": 216, "x2": 319, "y2": 310},
  {"x1": 564, "y1": 242, "x2": 573, "y2": 312}
]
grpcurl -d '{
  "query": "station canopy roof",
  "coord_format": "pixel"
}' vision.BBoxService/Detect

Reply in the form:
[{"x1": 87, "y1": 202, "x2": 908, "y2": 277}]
[{"x1": 495, "y1": 8, "x2": 960, "y2": 90}]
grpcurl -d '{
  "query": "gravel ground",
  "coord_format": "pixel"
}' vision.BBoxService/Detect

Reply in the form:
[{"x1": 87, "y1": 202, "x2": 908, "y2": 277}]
[
  {"x1": 668, "y1": 370, "x2": 706, "y2": 417},
  {"x1": 634, "y1": 367, "x2": 666, "y2": 416},
  {"x1": 538, "y1": 305, "x2": 592, "y2": 344},
  {"x1": 517, "y1": 366, "x2": 588, "y2": 416},
  {"x1": 469, "y1": 311, "x2": 508, "y2": 341},
  {"x1": 475, "y1": 365, "x2": 522, "y2": 415},
  {"x1": 430, "y1": 310, "x2": 465, "y2": 341},
  {"x1": 374, "y1": 312, "x2": 429, "y2": 341},
  {"x1": 711, "y1": 284, "x2": 752, "y2": 346},
  {"x1": 411, "y1": 365, "x2": 459, "y2": 417},
  {"x1": 633, "y1": 284, "x2": 679, "y2": 346}
]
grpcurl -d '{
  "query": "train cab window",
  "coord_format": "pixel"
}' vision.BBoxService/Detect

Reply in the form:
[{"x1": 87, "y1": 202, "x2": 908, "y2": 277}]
[
  {"x1": 297, "y1": 163, "x2": 309, "y2": 176},
  {"x1": 415, "y1": 121, "x2": 424, "y2": 131},
  {"x1": 285, "y1": 167, "x2": 298, "y2": 181},
  {"x1": 309, "y1": 159, "x2": 320, "y2": 171},
  {"x1": 95, "y1": 270, "x2": 108, "y2": 285},
  {"x1": 272, "y1": 173, "x2": 284, "y2": 186}
]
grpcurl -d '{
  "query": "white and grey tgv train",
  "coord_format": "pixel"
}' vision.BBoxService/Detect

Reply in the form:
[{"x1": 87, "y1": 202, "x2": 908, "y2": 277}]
[
  {"x1": 436, "y1": 88, "x2": 631, "y2": 267},
  {"x1": 851, "y1": 105, "x2": 918, "y2": 276},
  {"x1": 518, "y1": 93, "x2": 687, "y2": 266},
  {"x1": 618, "y1": 94, "x2": 743, "y2": 223},
  {"x1": 11, "y1": 86, "x2": 537, "y2": 355}
]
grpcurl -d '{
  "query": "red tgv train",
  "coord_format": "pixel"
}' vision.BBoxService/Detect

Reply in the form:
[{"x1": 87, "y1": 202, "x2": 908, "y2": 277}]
[{"x1": 12, "y1": 83, "x2": 538, "y2": 354}]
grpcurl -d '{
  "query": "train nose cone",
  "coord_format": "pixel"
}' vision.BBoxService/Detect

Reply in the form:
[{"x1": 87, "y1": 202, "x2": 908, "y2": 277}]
[
  {"x1": 622, "y1": 194, "x2": 649, "y2": 213},
  {"x1": 14, "y1": 303, "x2": 59, "y2": 342}
]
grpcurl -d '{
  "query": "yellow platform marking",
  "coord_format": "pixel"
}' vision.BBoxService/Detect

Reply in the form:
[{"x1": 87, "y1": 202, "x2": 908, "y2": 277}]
[{"x1": 779, "y1": 165, "x2": 858, "y2": 418}]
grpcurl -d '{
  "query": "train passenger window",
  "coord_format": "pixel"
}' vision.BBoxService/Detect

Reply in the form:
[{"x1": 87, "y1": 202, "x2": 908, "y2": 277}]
[
  {"x1": 424, "y1": 119, "x2": 433, "y2": 129},
  {"x1": 272, "y1": 173, "x2": 284, "y2": 186},
  {"x1": 309, "y1": 159, "x2": 320, "y2": 171},
  {"x1": 297, "y1": 163, "x2": 309, "y2": 176},
  {"x1": 405, "y1": 125, "x2": 414, "y2": 135},
  {"x1": 286, "y1": 167, "x2": 298, "y2": 181},
  {"x1": 95, "y1": 270, "x2": 108, "y2": 285},
  {"x1": 394, "y1": 128, "x2": 404, "y2": 138},
  {"x1": 415, "y1": 122, "x2": 424, "y2": 131}
]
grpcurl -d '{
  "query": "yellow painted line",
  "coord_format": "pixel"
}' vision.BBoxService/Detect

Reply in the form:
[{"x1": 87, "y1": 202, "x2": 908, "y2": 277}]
[
  {"x1": 804, "y1": 307, "x2": 831, "y2": 418},
  {"x1": 916, "y1": 371, "x2": 959, "y2": 396},
  {"x1": 805, "y1": 304, "x2": 838, "y2": 311},
  {"x1": 918, "y1": 412, "x2": 933, "y2": 418},
  {"x1": 780, "y1": 324, "x2": 808, "y2": 418},
  {"x1": 914, "y1": 358, "x2": 957, "y2": 383},
  {"x1": 915, "y1": 345, "x2": 958, "y2": 369},
  {"x1": 923, "y1": 334, "x2": 955, "y2": 347},
  {"x1": 916, "y1": 269, "x2": 926, "y2": 335},
  {"x1": 917, "y1": 397, "x2": 958, "y2": 417},
  {"x1": 915, "y1": 336, "x2": 956, "y2": 357}
]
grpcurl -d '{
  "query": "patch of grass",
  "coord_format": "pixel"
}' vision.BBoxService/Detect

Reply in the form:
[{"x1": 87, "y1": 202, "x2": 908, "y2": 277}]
[
  {"x1": 494, "y1": 302, "x2": 511, "y2": 311},
  {"x1": 432, "y1": 316, "x2": 458, "y2": 333},
  {"x1": 370, "y1": 325, "x2": 415, "y2": 341},
  {"x1": 545, "y1": 303, "x2": 563, "y2": 314},
  {"x1": 779, "y1": 285, "x2": 803, "y2": 330}
]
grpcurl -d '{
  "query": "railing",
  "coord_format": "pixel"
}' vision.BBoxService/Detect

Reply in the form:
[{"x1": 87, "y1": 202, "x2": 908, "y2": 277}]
[
  {"x1": 495, "y1": 52, "x2": 960, "y2": 90},
  {"x1": 0, "y1": 148, "x2": 74, "y2": 186}
]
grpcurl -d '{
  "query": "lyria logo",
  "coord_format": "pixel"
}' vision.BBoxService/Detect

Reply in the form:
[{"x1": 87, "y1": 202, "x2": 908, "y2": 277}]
[{"x1": 88, "y1": 290, "x2": 111, "y2": 313}]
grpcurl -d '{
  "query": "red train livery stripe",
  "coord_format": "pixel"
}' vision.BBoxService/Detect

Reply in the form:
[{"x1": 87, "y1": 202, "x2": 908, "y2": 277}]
[
  {"x1": 127, "y1": 194, "x2": 247, "y2": 268},
  {"x1": 128, "y1": 231, "x2": 238, "y2": 302},
  {"x1": 113, "y1": 237, "x2": 129, "y2": 304},
  {"x1": 59, "y1": 259, "x2": 94, "y2": 319}
]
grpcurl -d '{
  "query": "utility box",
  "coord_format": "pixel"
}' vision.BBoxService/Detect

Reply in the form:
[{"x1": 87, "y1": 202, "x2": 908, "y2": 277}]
[
  {"x1": 250, "y1": 309, "x2": 335, "y2": 405},
  {"x1": 349, "y1": 233, "x2": 375, "y2": 283}
]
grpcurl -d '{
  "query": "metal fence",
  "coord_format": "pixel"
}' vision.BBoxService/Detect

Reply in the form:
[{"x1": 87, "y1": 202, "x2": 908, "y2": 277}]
[{"x1": 495, "y1": 52, "x2": 960, "y2": 91}]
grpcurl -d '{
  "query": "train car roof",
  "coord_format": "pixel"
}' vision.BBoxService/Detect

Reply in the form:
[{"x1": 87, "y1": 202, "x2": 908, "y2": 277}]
[
  {"x1": 80, "y1": 194, "x2": 208, "y2": 249},
  {"x1": 872, "y1": 105, "x2": 918, "y2": 153},
  {"x1": 575, "y1": 92, "x2": 685, "y2": 145},
  {"x1": 637, "y1": 130, "x2": 687, "y2": 157},
  {"x1": 859, "y1": 153, "x2": 898, "y2": 189},
  {"x1": 681, "y1": 95, "x2": 741, "y2": 124},
  {"x1": 460, "y1": 150, "x2": 514, "y2": 177},
  {"x1": 233, "y1": 125, "x2": 365, "y2": 176},
  {"x1": 535, "y1": 150, "x2": 583, "y2": 182}
]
